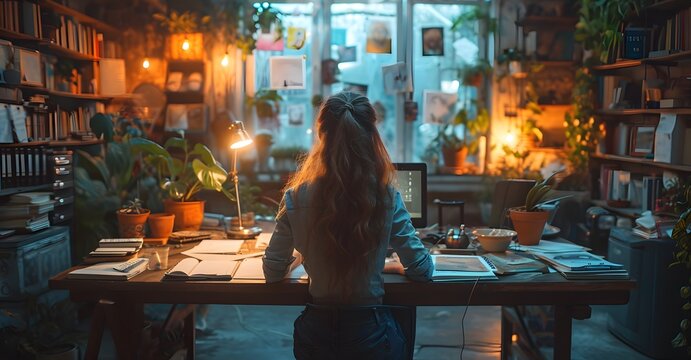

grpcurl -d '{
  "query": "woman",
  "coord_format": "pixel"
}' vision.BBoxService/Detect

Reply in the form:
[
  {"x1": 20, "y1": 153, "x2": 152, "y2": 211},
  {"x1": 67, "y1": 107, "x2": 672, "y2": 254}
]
[{"x1": 262, "y1": 92, "x2": 434, "y2": 359}]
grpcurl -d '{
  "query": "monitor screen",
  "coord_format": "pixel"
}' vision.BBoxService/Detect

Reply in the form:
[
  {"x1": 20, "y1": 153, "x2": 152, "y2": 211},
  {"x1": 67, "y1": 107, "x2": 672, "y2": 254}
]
[{"x1": 393, "y1": 163, "x2": 427, "y2": 228}]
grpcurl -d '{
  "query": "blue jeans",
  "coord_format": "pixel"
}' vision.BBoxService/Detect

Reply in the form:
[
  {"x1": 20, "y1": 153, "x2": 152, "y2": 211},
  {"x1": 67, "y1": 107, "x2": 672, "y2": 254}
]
[{"x1": 293, "y1": 304, "x2": 407, "y2": 360}]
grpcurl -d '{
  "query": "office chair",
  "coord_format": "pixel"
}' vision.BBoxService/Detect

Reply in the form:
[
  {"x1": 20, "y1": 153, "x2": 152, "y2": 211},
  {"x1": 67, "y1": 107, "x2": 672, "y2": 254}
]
[{"x1": 488, "y1": 179, "x2": 536, "y2": 228}]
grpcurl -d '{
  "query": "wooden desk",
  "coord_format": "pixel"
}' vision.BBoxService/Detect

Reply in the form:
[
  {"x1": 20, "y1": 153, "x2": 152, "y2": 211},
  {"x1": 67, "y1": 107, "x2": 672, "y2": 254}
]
[{"x1": 50, "y1": 246, "x2": 634, "y2": 360}]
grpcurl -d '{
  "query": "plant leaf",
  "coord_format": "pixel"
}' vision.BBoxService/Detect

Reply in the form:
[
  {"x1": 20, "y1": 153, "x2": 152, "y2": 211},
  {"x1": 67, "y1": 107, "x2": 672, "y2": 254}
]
[{"x1": 192, "y1": 159, "x2": 227, "y2": 192}]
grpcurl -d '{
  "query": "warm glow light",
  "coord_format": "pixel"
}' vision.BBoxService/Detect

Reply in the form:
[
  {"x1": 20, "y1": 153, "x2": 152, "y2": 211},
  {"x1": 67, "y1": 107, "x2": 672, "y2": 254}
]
[
  {"x1": 503, "y1": 131, "x2": 517, "y2": 147},
  {"x1": 221, "y1": 53, "x2": 229, "y2": 67},
  {"x1": 512, "y1": 334, "x2": 519, "y2": 342},
  {"x1": 182, "y1": 38, "x2": 190, "y2": 51},
  {"x1": 230, "y1": 139, "x2": 253, "y2": 149},
  {"x1": 142, "y1": 58, "x2": 150, "y2": 69}
]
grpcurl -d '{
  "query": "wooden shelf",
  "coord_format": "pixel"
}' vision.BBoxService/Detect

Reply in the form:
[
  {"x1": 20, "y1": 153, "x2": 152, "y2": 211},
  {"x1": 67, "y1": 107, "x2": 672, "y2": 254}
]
[
  {"x1": 40, "y1": 42, "x2": 99, "y2": 62},
  {"x1": 0, "y1": 28, "x2": 43, "y2": 42},
  {"x1": 591, "y1": 200, "x2": 642, "y2": 219},
  {"x1": 647, "y1": 0, "x2": 691, "y2": 12},
  {"x1": 592, "y1": 50, "x2": 691, "y2": 73},
  {"x1": 590, "y1": 153, "x2": 691, "y2": 172},
  {"x1": 38, "y1": 0, "x2": 119, "y2": 35},
  {"x1": 0, "y1": 183, "x2": 53, "y2": 197},
  {"x1": 596, "y1": 108, "x2": 691, "y2": 116},
  {"x1": 0, "y1": 139, "x2": 102, "y2": 148}
]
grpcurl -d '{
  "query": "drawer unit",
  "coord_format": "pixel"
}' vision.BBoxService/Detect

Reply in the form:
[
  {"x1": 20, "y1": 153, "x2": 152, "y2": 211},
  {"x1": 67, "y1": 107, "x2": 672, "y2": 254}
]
[
  {"x1": 50, "y1": 204, "x2": 73, "y2": 225},
  {"x1": 0, "y1": 226, "x2": 71, "y2": 300}
]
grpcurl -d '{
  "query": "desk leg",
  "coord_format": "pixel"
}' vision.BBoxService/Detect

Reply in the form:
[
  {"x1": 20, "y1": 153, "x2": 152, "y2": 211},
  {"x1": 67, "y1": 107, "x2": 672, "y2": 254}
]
[
  {"x1": 553, "y1": 306, "x2": 572, "y2": 360},
  {"x1": 84, "y1": 300, "x2": 109, "y2": 360},
  {"x1": 184, "y1": 307, "x2": 196, "y2": 360},
  {"x1": 500, "y1": 307, "x2": 512, "y2": 360}
]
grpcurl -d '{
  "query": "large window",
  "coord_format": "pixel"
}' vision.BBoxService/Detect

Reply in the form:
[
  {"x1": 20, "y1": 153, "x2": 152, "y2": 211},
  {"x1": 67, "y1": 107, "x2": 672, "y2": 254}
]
[
  {"x1": 411, "y1": 3, "x2": 482, "y2": 165},
  {"x1": 330, "y1": 2, "x2": 399, "y2": 156},
  {"x1": 248, "y1": 1, "x2": 486, "y2": 163}
]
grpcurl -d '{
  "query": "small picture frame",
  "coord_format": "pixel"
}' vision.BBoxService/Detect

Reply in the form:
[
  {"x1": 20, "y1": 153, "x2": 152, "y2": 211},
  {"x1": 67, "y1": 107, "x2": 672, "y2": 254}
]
[{"x1": 629, "y1": 125, "x2": 656, "y2": 157}]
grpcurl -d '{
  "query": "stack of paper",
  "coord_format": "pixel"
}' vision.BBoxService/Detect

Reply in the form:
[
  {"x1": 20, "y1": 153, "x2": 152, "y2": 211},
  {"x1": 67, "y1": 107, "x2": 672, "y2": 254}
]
[
  {"x1": 67, "y1": 260, "x2": 147, "y2": 281},
  {"x1": 183, "y1": 240, "x2": 244, "y2": 255},
  {"x1": 511, "y1": 240, "x2": 588, "y2": 255},
  {"x1": 430, "y1": 255, "x2": 497, "y2": 281},
  {"x1": 534, "y1": 251, "x2": 629, "y2": 280}
]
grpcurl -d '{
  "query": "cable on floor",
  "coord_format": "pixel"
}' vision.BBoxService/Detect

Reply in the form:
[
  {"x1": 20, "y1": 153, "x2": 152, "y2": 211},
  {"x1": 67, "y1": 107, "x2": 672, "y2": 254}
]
[{"x1": 460, "y1": 277, "x2": 480, "y2": 360}]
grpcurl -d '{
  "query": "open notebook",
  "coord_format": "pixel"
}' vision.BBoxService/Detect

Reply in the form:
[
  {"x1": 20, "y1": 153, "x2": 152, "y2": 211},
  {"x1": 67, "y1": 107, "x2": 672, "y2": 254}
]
[{"x1": 164, "y1": 258, "x2": 239, "y2": 280}]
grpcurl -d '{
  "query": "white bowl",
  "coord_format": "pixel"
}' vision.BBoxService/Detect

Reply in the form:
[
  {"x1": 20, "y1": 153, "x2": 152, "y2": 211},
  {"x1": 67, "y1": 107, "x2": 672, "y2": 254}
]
[{"x1": 473, "y1": 228, "x2": 517, "y2": 252}]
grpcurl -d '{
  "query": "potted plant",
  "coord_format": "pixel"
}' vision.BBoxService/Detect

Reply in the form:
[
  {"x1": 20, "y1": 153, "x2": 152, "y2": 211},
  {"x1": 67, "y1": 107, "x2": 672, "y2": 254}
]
[
  {"x1": 117, "y1": 198, "x2": 150, "y2": 238},
  {"x1": 254, "y1": 133, "x2": 273, "y2": 172},
  {"x1": 431, "y1": 107, "x2": 489, "y2": 170},
  {"x1": 3, "y1": 46, "x2": 20, "y2": 85},
  {"x1": 147, "y1": 213, "x2": 175, "y2": 242},
  {"x1": 271, "y1": 145, "x2": 307, "y2": 172},
  {"x1": 669, "y1": 178, "x2": 691, "y2": 354},
  {"x1": 130, "y1": 137, "x2": 234, "y2": 231},
  {"x1": 509, "y1": 172, "x2": 569, "y2": 245},
  {"x1": 498, "y1": 48, "x2": 526, "y2": 77},
  {"x1": 458, "y1": 60, "x2": 492, "y2": 87},
  {"x1": 246, "y1": 90, "x2": 283, "y2": 119}
]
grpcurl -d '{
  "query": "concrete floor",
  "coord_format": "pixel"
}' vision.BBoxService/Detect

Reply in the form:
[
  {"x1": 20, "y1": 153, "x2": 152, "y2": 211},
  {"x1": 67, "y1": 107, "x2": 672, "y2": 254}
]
[{"x1": 92, "y1": 304, "x2": 652, "y2": 359}]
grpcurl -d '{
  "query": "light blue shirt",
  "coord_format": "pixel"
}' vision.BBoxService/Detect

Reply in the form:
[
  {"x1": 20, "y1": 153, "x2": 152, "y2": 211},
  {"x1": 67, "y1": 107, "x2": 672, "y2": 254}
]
[{"x1": 263, "y1": 186, "x2": 434, "y2": 305}]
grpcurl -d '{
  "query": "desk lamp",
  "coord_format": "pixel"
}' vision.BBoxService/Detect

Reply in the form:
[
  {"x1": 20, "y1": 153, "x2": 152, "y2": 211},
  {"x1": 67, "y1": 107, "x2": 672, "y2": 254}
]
[{"x1": 227, "y1": 120, "x2": 262, "y2": 239}]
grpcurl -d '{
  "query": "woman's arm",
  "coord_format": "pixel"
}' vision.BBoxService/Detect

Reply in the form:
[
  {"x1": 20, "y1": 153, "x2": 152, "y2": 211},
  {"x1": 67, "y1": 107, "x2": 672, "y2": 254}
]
[
  {"x1": 389, "y1": 191, "x2": 434, "y2": 281},
  {"x1": 262, "y1": 193, "x2": 297, "y2": 283}
]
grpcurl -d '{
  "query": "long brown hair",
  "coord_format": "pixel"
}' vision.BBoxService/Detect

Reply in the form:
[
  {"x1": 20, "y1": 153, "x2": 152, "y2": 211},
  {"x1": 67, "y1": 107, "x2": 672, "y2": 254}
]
[{"x1": 282, "y1": 91, "x2": 395, "y2": 296}]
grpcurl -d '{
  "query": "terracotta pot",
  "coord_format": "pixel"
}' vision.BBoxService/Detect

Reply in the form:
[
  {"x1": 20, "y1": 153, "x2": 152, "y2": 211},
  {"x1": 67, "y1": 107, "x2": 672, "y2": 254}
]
[
  {"x1": 117, "y1": 210, "x2": 150, "y2": 238},
  {"x1": 441, "y1": 146, "x2": 468, "y2": 169},
  {"x1": 147, "y1": 213, "x2": 175, "y2": 242},
  {"x1": 509, "y1": 208, "x2": 549, "y2": 246},
  {"x1": 164, "y1": 200, "x2": 205, "y2": 231}
]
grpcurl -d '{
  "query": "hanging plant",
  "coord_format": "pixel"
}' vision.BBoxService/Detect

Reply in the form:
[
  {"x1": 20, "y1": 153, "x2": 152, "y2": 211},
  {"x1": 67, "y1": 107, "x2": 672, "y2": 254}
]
[
  {"x1": 152, "y1": 11, "x2": 210, "y2": 34},
  {"x1": 670, "y1": 179, "x2": 691, "y2": 355}
]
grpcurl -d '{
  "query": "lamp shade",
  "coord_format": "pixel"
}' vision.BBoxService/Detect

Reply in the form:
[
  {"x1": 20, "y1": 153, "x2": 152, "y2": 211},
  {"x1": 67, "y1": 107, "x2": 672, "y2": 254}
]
[{"x1": 229, "y1": 121, "x2": 253, "y2": 149}]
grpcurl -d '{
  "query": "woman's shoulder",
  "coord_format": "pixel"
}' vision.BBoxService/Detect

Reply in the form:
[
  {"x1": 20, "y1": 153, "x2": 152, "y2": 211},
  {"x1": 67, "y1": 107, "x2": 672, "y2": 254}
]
[{"x1": 284, "y1": 183, "x2": 314, "y2": 209}]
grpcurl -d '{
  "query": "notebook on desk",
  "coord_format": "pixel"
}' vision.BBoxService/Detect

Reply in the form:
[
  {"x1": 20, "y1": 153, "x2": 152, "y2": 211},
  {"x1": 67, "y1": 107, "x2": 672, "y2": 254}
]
[
  {"x1": 431, "y1": 255, "x2": 497, "y2": 281},
  {"x1": 67, "y1": 261, "x2": 147, "y2": 281},
  {"x1": 164, "y1": 258, "x2": 239, "y2": 281}
]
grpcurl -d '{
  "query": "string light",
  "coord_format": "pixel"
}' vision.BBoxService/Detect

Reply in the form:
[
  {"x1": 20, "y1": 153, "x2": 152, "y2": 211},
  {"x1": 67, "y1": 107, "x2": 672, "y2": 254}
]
[
  {"x1": 142, "y1": 58, "x2": 150, "y2": 69},
  {"x1": 221, "y1": 52, "x2": 229, "y2": 67},
  {"x1": 503, "y1": 131, "x2": 517, "y2": 147},
  {"x1": 182, "y1": 37, "x2": 190, "y2": 51}
]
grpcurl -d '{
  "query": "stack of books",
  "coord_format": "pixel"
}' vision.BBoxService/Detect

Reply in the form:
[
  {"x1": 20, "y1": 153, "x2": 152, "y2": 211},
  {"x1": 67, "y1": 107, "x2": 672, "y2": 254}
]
[
  {"x1": 0, "y1": 192, "x2": 54, "y2": 233},
  {"x1": 168, "y1": 231, "x2": 212, "y2": 244},
  {"x1": 632, "y1": 225, "x2": 659, "y2": 239},
  {"x1": 83, "y1": 238, "x2": 144, "y2": 264},
  {"x1": 534, "y1": 251, "x2": 629, "y2": 280}
]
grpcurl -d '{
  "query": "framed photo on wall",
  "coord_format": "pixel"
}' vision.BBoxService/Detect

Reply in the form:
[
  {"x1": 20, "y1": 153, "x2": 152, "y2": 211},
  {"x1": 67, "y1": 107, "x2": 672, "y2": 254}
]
[{"x1": 629, "y1": 125, "x2": 656, "y2": 157}]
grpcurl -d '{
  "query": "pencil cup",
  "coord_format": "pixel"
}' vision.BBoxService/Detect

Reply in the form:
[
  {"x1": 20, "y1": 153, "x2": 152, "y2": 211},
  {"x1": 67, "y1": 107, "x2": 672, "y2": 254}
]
[{"x1": 141, "y1": 245, "x2": 170, "y2": 270}]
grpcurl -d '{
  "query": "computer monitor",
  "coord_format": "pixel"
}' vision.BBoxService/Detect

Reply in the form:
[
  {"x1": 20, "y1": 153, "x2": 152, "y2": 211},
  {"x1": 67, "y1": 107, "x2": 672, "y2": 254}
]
[{"x1": 392, "y1": 163, "x2": 427, "y2": 228}]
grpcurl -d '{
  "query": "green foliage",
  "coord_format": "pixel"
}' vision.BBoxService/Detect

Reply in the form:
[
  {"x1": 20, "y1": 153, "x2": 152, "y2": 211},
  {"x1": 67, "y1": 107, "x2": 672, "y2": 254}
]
[
  {"x1": 120, "y1": 198, "x2": 146, "y2": 214},
  {"x1": 130, "y1": 137, "x2": 234, "y2": 203},
  {"x1": 230, "y1": 183, "x2": 278, "y2": 217},
  {"x1": 451, "y1": 5, "x2": 496, "y2": 35},
  {"x1": 564, "y1": 67, "x2": 598, "y2": 174},
  {"x1": 458, "y1": 60, "x2": 493, "y2": 86},
  {"x1": 524, "y1": 171, "x2": 568, "y2": 212},
  {"x1": 0, "y1": 297, "x2": 82, "y2": 358},
  {"x1": 431, "y1": 106, "x2": 489, "y2": 154},
  {"x1": 246, "y1": 90, "x2": 284, "y2": 118},
  {"x1": 669, "y1": 178, "x2": 691, "y2": 353},
  {"x1": 153, "y1": 11, "x2": 210, "y2": 34},
  {"x1": 270, "y1": 146, "x2": 308, "y2": 160}
]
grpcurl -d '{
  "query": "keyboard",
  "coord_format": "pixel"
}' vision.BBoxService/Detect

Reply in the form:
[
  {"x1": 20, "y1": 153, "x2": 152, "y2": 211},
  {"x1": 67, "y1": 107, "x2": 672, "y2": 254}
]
[{"x1": 113, "y1": 258, "x2": 149, "y2": 273}]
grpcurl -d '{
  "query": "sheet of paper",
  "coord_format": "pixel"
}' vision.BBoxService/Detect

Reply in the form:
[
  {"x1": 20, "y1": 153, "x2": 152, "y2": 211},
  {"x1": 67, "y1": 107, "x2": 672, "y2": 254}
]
[
  {"x1": 181, "y1": 251, "x2": 264, "y2": 262},
  {"x1": 186, "y1": 240, "x2": 244, "y2": 254},
  {"x1": 8, "y1": 105, "x2": 27, "y2": 142},
  {"x1": 232, "y1": 257, "x2": 308, "y2": 281},
  {"x1": 512, "y1": 240, "x2": 587, "y2": 254},
  {"x1": 0, "y1": 106, "x2": 13, "y2": 143},
  {"x1": 255, "y1": 233, "x2": 271, "y2": 249}
]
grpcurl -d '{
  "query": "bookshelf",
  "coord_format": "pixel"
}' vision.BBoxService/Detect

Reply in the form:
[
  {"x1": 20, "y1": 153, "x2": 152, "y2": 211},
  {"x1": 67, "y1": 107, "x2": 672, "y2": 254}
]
[
  {"x1": 589, "y1": 1, "x2": 691, "y2": 219},
  {"x1": 0, "y1": 0, "x2": 124, "y2": 269}
]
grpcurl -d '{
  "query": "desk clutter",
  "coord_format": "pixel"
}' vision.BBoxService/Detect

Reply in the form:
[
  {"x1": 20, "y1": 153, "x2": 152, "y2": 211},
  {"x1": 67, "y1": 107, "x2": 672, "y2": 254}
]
[
  {"x1": 83, "y1": 238, "x2": 143, "y2": 264},
  {"x1": 0, "y1": 192, "x2": 54, "y2": 233}
]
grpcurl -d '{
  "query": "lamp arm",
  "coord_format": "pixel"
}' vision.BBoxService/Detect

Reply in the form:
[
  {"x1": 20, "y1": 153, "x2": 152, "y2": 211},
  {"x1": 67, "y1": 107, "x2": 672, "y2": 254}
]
[{"x1": 231, "y1": 149, "x2": 243, "y2": 229}]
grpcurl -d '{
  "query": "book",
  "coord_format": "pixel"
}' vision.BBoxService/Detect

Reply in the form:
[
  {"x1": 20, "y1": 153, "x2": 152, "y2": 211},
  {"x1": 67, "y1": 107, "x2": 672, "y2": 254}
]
[
  {"x1": 82, "y1": 253, "x2": 137, "y2": 265},
  {"x1": 98, "y1": 238, "x2": 144, "y2": 248},
  {"x1": 512, "y1": 240, "x2": 588, "y2": 254},
  {"x1": 0, "y1": 200, "x2": 54, "y2": 219},
  {"x1": 430, "y1": 255, "x2": 497, "y2": 282},
  {"x1": 482, "y1": 252, "x2": 549, "y2": 275},
  {"x1": 168, "y1": 230, "x2": 212, "y2": 244},
  {"x1": 534, "y1": 251, "x2": 623, "y2": 271},
  {"x1": 0, "y1": 213, "x2": 49, "y2": 231},
  {"x1": 164, "y1": 258, "x2": 239, "y2": 281},
  {"x1": 67, "y1": 260, "x2": 147, "y2": 281},
  {"x1": 8, "y1": 192, "x2": 52, "y2": 204}
]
